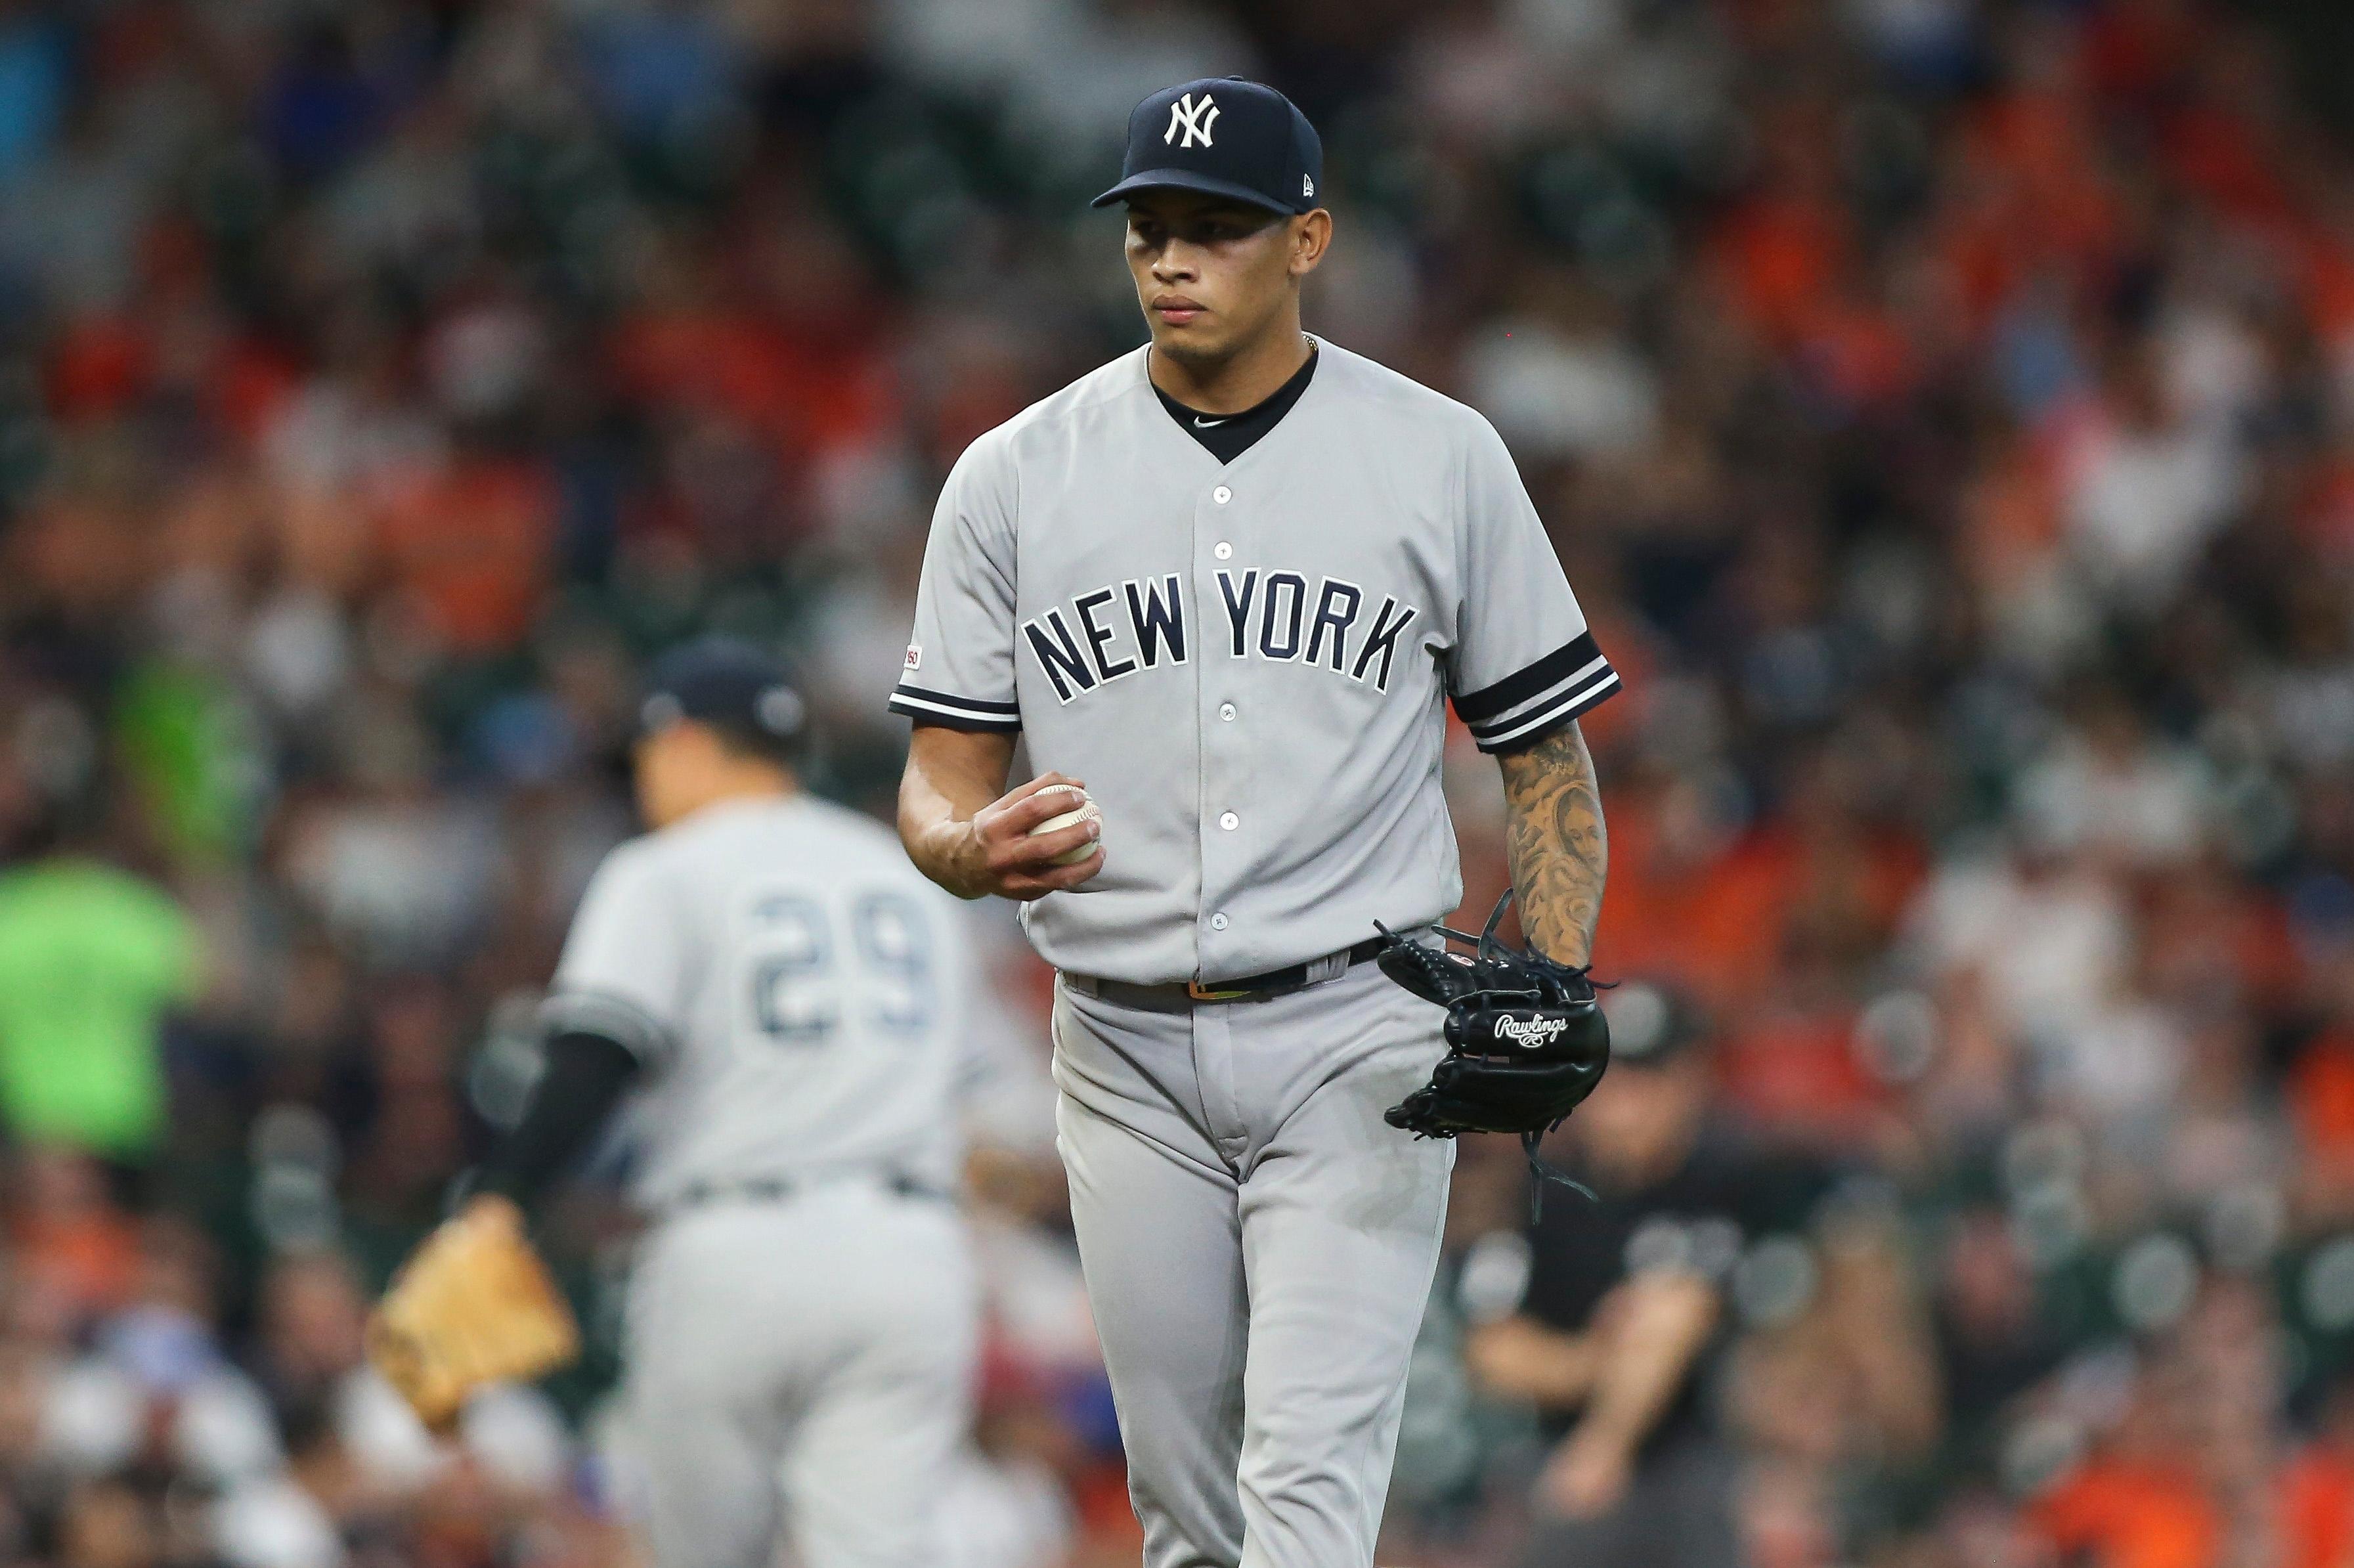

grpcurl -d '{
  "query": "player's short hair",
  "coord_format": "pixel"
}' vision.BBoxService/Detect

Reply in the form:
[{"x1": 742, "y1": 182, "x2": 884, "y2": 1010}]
[{"x1": 701, "y1": 713, "x2": 806, "y2": 769}]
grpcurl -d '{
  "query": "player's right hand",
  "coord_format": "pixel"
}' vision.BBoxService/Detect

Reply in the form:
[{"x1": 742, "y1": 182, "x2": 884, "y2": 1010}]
[{"x1": 966, "y1": 772, "x2": 1104, "y2": 900}]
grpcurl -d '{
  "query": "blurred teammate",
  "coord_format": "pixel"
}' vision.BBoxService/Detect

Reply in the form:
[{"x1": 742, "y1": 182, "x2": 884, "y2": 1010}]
[{"x1": 398, "y1": 639, "x2": 980, "y2": 1568}]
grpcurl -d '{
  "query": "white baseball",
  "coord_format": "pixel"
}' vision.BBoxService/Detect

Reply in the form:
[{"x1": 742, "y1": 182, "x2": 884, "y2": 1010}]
[{"x1": 1028, "y1": 785, "x2": 1102, "y2": 867}]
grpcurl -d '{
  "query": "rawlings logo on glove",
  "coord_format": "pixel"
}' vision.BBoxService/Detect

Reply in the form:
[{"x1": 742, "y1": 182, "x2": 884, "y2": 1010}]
[
  {"x1": 1494, "y1": 1013, "x2": 1574, "y2": 1049},
  {"x1": 1373, "y1": 890, "x2": 1611, "y2": 1208}
]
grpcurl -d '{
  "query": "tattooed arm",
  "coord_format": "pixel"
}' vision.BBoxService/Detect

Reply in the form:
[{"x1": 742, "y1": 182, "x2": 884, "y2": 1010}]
[{"x1": 1499, "y1": 721, "x2": 1607, "y2": 967}]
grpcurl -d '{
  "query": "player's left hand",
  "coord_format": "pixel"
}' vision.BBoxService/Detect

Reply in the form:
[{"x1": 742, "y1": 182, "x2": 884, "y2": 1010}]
[
  {"x1": 1373, "y1": 890, "x2": 1609, "y2": 1148},
  {"x1": 1540, "y1": 1427, "x2": 1634, "y2": 1519}
]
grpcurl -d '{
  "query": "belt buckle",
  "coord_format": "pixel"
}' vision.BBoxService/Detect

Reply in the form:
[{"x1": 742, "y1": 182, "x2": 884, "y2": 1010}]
[{"x1": 1187, "y1": 980, "x2": 1250, "y2": 1001}]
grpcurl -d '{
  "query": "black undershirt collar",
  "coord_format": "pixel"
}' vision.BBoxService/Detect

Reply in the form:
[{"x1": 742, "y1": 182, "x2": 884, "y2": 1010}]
[{"x1": 1153, "y1": 343, "x2": 1319, "y2": 464}]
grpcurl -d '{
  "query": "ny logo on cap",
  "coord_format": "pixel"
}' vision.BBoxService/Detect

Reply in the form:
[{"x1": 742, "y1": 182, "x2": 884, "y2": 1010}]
[{"x1": 1164, "y1": 92, "x2": 1219, "y2": 150}]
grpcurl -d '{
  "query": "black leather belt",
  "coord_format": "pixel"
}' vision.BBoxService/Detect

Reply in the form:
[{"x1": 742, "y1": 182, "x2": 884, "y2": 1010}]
[
  {"x1": 1072, "y1": 936, "x2": 1387, "y2": 1007},
  {"x1": 672, "y1": 1172, "x2": 948, "y2": 1209}
]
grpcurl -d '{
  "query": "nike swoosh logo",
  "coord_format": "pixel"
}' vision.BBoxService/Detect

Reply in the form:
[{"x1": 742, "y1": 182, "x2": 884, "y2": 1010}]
[{"x1": 1193, "y1": 416, "x2": 1229, "y2": 427}]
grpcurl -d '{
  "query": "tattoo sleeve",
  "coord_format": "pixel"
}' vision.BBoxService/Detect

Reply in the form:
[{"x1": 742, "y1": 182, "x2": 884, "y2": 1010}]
[{"x1": 1498, "y1": 721, "x2": 1607, "y2": 967}]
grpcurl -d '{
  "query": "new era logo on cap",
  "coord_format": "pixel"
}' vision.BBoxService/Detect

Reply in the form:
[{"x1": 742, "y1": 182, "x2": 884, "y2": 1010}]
[{"x1": 1094, "y1": 77, "x2": 1324, "y2": 217}]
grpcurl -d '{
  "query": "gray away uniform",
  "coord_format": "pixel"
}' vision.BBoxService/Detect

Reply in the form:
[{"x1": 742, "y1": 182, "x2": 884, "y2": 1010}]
[
  {"x1": 892, "y1": 340, "x2": 1619, "y2": 1567},
  {"x1": 541, "y1": 795, "x2": 980, "y2": 1568}
]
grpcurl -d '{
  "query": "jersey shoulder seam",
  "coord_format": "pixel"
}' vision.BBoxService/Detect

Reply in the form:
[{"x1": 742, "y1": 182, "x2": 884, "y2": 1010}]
[
  {"x1": 948, "y1": 355, "x2": 1149, "y2": 539},
  {"x1": 600, "y1": 830, "x2": 705, "y2": 927},
  {"x1": 1312, "y1": 341, "x2": 1491, "y2": 581},
  {"x1": 990, "y1": 350, "x2": 1152, "y2": 451},
  {"x1": 573, "y1": 832, "x2": 708, "y2": 1021},
  {"x1": 1315, "y1": 339, "x2": 1495, "y2": 432}
]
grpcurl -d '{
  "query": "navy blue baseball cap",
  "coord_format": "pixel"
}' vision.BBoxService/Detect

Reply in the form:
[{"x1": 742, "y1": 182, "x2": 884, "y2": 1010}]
[
  {"x1": 638, "y1": 638, "x2": 806, "y2": 750},
  {"x1": 1092, "y1": 77, "x2": 1324, "y2": 216}
]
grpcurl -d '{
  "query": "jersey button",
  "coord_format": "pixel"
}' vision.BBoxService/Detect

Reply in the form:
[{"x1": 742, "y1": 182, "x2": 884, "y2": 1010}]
[
  {"x1": 1219, "y1": 703, "x2": 1236, "y2": 721},
  {"x1": 1213, "y1": 485, "x2": 1232, "y2": 504},
  {"x1": 1219, "y1": 811, "x2": 1239, "y2": 831},
  {"x1": 1213, "y1": 541, "x2": 1233, "y2": 560},
  {"x1": 1210, "y1": 913, "x2": 1229, "y2": 930}
]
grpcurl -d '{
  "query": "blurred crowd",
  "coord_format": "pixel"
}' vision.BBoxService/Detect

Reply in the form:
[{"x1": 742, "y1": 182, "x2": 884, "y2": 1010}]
[{"x1": 3, "y1": 0, "x2": 2354, "y2": 1565}]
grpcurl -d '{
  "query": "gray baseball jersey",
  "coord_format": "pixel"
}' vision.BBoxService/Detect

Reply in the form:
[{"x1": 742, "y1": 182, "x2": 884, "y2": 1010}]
[
  {"x1": 889, "y1": 338, "x2": 1619, "y2": 985},
  {"x1": 538, "y1": 794, "x2": 976, "y2": 1205}
]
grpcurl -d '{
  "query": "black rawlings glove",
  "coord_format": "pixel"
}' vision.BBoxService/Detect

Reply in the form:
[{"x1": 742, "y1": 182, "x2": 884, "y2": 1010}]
[{"x1": 1374, "y1": 890, "x2": 1609, "y2": 1207}]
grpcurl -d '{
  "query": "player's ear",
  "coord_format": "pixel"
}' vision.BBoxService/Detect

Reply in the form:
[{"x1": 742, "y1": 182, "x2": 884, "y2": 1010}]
[{"x1": 1289, "y1": 209, "x2": 1332, "y2": 278}]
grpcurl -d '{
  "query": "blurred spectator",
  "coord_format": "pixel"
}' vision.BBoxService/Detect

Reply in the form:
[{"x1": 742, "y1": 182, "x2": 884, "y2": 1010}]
[
  {"x1": 1463, "y1": 985, "x2": 1830, "y2": 1568},
  {"x1": 247, "y1": 1250, "x2": 567, "y2": 1501},
  {"x1": 53, "y1": 1476, "x2": 170, "y2": 1568},
  {"x1": 7, "y1": 1150, "x2": 143, "y2": 1323},
  {"x1": 0, "y1": 821, "x2": 198, "y2": 1163}
]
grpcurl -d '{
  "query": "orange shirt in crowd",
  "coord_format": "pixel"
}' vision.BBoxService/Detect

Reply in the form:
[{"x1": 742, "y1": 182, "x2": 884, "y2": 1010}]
[
  {"x1": 373, "y1": 458, "x2": 557, "y2": 653},
  {"x1": 8, "y1": 1211, "x2": 141, "y2": 1320},
  {"x1": 607, "y1": 308, "x2": 896, "y2": 458},
  {"x1": 1717, "y1": 1003, "x2": 1886, "y2": 1143},
  {"x1": 45, "y1": 315, "x2": 153, "y2": 423},
  {"x1": 1589, "y1": 795, "x2": 1782, "y2": 1000},
  {"x1": 1712, "y1": 192, "x2": 1848, "y2": 348},
  {"x1": 2292, "y1": 1032, "x2": 2354, "y2": 1172},
  {"x1": 2033, "y1": 1460, "x2": 2222, "y2": 1568},
  {"x1": 1595, "y1": 804, "x2": 1921, "y2": 1009},
  {"x1": 2282, "y1": 1443, "x2": 2354, "y2": 1568}
]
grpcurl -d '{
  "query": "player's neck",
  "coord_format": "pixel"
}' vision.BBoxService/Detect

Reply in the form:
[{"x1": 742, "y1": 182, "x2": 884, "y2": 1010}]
[
  {"x1": 1148, "y1": 318, "x2": 1313, "y2": 416},
  {"x1": 655, "y1": 770, "x2": 798, "y2": 829}
]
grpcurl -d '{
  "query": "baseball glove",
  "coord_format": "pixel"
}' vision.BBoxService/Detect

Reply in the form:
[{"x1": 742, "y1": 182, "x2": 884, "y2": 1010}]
[
  {"x1": 365, "y1": 1200, "x2": 580, "y2": 1431},
  {"x1": 1374, "y1": 890, "x2": 1610, "y2": 1205}
]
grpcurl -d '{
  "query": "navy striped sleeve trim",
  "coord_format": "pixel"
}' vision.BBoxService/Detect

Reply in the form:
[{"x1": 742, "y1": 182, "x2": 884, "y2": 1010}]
[
  {"x1": 1454, "y1": 633, "x2": 1602, "y2": 722},
  {"x1": 888, "y1": 684, "x2": 1023, "y2": 733},
  {"x1": 1452, "y1": 633, "x2": 1621, "y2": 754}
]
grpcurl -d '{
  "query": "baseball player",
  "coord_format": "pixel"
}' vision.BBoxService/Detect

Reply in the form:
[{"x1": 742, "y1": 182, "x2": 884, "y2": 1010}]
[
  {"x1": 370, "y1": 639, "x2": 980, "y2": 1568},
  {"x1": 892, "y1": 77, "x2": 1619, "y2": 1568}
]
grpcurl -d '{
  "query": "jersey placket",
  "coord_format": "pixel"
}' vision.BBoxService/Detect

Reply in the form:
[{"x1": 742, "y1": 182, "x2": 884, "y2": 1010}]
[{"x1": 1194, "y1": 468, "x2": 1254, "y2": 980}]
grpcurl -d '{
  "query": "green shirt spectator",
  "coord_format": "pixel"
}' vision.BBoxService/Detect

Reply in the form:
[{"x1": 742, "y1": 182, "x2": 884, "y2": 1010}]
[{"x1": 0, "y1": 859, "x2": 200, "y2": 1158}]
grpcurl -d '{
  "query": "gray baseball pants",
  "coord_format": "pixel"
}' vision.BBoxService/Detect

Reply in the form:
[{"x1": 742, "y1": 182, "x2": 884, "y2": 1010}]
[
  {"x1": 622, "y1": 1181, "x2": 977, "y2": 1568},
  {"x1": 1053, "y1": 961, "x2": 1456, "y2": 1568}
]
